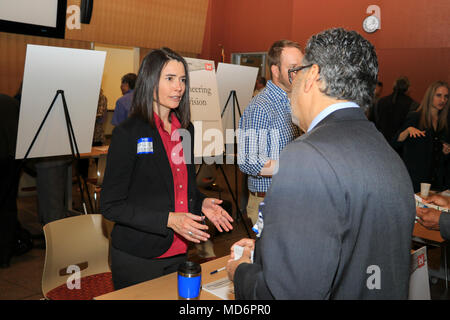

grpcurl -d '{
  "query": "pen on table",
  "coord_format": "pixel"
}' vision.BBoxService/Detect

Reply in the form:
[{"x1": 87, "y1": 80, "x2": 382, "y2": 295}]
[{"x1": 210, "y1": 267, "x2": 226, "y2": 275}]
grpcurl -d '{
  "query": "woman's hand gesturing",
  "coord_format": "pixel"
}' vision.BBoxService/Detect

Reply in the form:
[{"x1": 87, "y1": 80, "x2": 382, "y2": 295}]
[
  {"x1": 167, "y1": 212, "x2": 209, "y2": 243},
  {"x1": 407, "y1": 126, "x2": 426, "y2": 138},
  {"x1": 201, "y1": 198, "x2": 234, "y2": 232}
]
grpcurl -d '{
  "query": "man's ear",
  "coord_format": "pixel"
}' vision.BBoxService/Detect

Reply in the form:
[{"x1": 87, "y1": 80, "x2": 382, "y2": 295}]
[
  {"x1": 304, "y1": 64, "x2": 320, "y2": 93},
  {"x1": 271, "y1": 64, "x2": 280, "y2": 82}
]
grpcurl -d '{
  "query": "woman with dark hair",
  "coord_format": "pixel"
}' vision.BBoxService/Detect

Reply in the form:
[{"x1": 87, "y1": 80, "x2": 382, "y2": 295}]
[
  {"x1": 392, "y1": 81, "x2": 450, "y2": 192},
  {"x1": 100, "y1": 48, "x2": 233, "y2": 289}
]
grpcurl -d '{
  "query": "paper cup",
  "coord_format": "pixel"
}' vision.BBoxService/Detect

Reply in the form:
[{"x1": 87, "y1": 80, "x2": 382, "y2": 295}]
[{"x1": 420, "y1": 183, "x2": 431, "y2": 197}]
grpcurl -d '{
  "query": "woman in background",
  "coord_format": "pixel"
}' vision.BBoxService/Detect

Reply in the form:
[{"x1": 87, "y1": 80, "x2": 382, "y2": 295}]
[
  {"x1": 100, "y1": 48, "x2": 233, "y2": 290},
  {"x1": 392, "y1": 81, "x2": 450, "y2": 192}
]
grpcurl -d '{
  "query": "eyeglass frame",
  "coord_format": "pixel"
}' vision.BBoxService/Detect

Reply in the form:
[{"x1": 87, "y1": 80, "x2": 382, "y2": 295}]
[{"x1": 288, "y1": 64, "x2": 314, "y2": 84}]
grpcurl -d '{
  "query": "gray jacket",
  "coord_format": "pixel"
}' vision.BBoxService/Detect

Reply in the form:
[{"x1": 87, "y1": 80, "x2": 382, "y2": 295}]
[
  {"x1": 234, "y1": 107, "x2": 416, "y2": 299},
  {"x1": 440, "y1": 213, "x2": 450, "y2": 240}
]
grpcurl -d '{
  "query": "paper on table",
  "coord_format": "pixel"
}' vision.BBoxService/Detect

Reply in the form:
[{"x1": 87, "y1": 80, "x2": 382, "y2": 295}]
[
  {"x1": 233, "y1": 245, "x2": 254, "y2": 262},
  {"x1": 202, "y1": 277, "x2": 234, "y2": 300}
]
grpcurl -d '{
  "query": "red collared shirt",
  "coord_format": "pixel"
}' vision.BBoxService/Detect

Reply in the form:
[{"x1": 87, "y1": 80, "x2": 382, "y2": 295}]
[{"x1": 154, "y1": 112, "x2": 189, "y2": 258}]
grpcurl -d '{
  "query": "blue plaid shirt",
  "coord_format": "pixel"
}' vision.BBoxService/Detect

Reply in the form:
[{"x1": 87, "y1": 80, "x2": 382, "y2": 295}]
[{"x1": 237, "y1": 80, "x2": 300, "y2": 193}]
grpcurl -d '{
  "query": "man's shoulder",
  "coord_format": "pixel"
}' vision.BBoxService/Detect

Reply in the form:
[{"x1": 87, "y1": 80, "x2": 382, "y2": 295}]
[
  {"x1": 281, "y1": 136, "x2": 319, "y2": 158},
  {"x1": 116, "y1": 91, "x2": 133, "y2": 105},
  {"x1": 376, "y1": 95, "x2": 392, "y2": 108},
  {"x1": 115, "y1": 95, "x2": 126, "y2": 107},
  {"x1": 243, "y1": 92, "x2": 276, "y2": 116},
  {"x1": 378, "y1": 94, "x2": 390, "y2": 102}
]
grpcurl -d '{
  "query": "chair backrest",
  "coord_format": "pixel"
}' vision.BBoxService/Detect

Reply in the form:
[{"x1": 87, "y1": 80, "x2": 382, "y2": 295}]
[{"x1": 41, "y1": 214, "x2": 113, "y2": 298}]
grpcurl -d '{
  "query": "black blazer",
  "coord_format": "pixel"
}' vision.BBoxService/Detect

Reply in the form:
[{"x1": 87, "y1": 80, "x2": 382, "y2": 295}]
[
  {"x1": 100, "y1": 116, "x2": 206, "y2": 259},
  {"x1": 392, "y1": 111, "x2": 450, "y2": 192}
]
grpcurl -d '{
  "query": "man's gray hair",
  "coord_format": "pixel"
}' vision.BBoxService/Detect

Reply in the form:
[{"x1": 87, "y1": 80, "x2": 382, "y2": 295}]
[{"x1": 303, "y1": 28, "x2": 378, "y2": 110}]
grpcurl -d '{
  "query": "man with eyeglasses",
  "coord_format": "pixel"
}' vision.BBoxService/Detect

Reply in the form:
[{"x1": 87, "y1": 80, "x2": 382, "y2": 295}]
[
  {"x1": 228, "y1": 28, "x2": 415, "y2": 299},
  {"x1": 237, "y1": 40, "x2": 302, "y2": 226}
]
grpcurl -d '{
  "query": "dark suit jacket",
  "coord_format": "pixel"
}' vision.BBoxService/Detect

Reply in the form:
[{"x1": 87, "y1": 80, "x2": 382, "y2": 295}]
[
  {"x1": 234, "y1": 107, "x2": 416, "y2": 299},
  {"x1": 440, "y1": 213, "x2": 450, "y2": 241},
  {"x1": 100, "y1": 116, "x2": 206, "y2": 259},
  {"x1": 375, "y1": 93, "x2": 416, "y2": 143}
]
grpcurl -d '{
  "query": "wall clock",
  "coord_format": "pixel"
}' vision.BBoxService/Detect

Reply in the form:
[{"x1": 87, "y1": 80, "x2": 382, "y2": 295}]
[{"x1": 363, "y1": 15, "x2": 380, "y2": 33}]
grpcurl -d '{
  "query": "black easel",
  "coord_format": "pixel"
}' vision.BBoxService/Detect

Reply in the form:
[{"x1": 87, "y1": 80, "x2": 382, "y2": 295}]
[
  {"x1": 197, "y1": 90, "x2": 251, "y2": 237},
  {"x1": 221, "y1": 90, "x2": 242, "y2": 215},
  {"x1": 19, "y1": 90, "x2": 94, "y2": 214}
]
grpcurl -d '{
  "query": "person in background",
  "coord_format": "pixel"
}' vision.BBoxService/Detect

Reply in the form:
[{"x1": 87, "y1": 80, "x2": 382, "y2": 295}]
[
  {"x1": 374, "y1": 81, "x2": 383, "y2": 103},
  {"x1": 14, "y1": 83, "x2": 71, "y2": 226},
  {"x1": 238, "y1": 40, "x2": 302, "y2": 225},
  {"x1": 392, "y1": 81, "x2": 450, "y2": 192},
  {"x1": 0, "y1": 94, "x2": 21, "y2": 268},
  {"x1": 78, "y1": 88, "x2": 108, "y2": 179},
  {"x1": 100, "y1": 48, "x2": 233, "y2": 290},
  {"x1": 227, "y1": 28, "x2": 416, "y2": 299},
  {"x1": 111, "y1": 73, "x2": 137, "y2": 126},
  {"x1": 253, "y1": 76, "x2": 266, "y2": 96},
  {"x1": 92, "y1": 89, "x2": 108, "y2": 146},
  {"x1": 366, "y1": 81, "x2": 383, "y2": 120},
  {"x1": 416, "y1": 193, "x2": 450, "y2": 240},
  {"x1": 364, "y1": 81, "x2": 383, "y2": 123},
  {"x1": 375, "y1": 77, "x2": 418, "y2": 145},
  {"x1": 13, "y1": 81, "x2": 23, "y2": 102}
]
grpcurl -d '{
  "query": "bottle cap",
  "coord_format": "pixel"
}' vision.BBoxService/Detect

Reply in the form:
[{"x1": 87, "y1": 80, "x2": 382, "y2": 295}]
[{"x1": 178, "y1": 261, "x2": 201, "y2": 278}]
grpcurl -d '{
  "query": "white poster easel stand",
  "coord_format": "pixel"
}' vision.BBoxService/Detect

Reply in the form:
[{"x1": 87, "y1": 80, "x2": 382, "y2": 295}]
[
  {"x1": 215, "y1": 63, "x2": 258, "y2": 236},
  {"x1": 216, "y1": 62, "x2": 258, "y2": 135},
  {"x1": 15, "y1": 45, "x2": 106, "y2": 214}
]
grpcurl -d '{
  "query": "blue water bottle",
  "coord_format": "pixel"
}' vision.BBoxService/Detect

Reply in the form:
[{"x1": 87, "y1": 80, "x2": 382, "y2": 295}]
[{"x1": 177, "y1": 261, "x2": 202, "y2": 299}]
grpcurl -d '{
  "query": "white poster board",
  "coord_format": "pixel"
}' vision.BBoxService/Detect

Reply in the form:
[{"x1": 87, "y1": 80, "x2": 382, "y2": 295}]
[
  {"x1": 216, "y1": 63, "x2": 258, "y2": 133},
  {"x1": 408, "y1": 246, "x2": 431, "y2": 300},
  {"x1": 184, "y1": 57, "x2": 224, "y2": 159},
  {"x1": 15, "y1": 45, "x2": 106, "y2": 159}
]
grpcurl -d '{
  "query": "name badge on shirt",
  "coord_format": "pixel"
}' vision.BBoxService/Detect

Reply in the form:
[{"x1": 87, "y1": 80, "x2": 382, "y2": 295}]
[{"x1": 137, "y1": 137, "x2": 153, "y2": 154}]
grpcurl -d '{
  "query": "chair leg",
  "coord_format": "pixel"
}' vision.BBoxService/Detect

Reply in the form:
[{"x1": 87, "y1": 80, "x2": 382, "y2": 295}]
[{"x1": 94, "y1": 186, "x2": 101, "y2": 213}]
